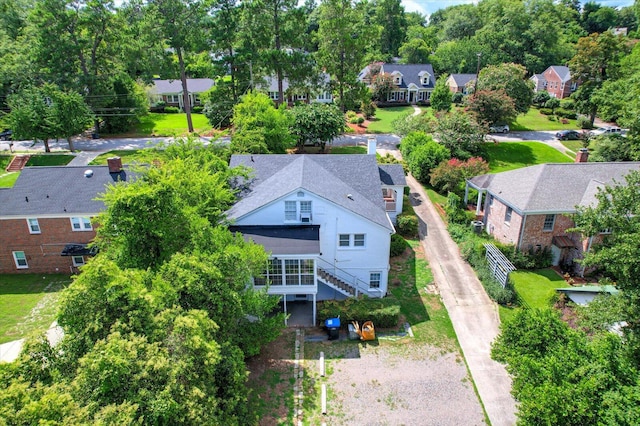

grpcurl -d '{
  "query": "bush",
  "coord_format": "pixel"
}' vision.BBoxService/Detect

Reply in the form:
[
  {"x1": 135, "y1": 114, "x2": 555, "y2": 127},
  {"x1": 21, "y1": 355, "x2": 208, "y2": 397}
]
[
  {"x1": 452, "y1": 92, "x2": 464, "y2": 104},
  {"x1": 429, "y1": 157, "x2": 489, "y2": 196},
  {"x1": 505, "y1": 245, "x2": 553, "y2": 269},
  {"x1": 317, "y1": 298, "x2": 401, "y2": 328},
  {"x1": 405, "y1": 136, "x2": 450, "y2": 183},
  {"x1": 192, "y1": 106, "x2": 203, "y2": 113},
  {"x1": 559, "y1": 99, "x2": 574, "y2": 110},
  {"x1": 396, "y1": 214, "x2": 419, "y2": 237},
  {"x1": 390, "y1": 233, "x2": 408, "y2": 257},
  {"x1": 555, "y1": 108, "x2": 576, "y2": 120},
  {"x1": 539, "y1": 108, "x2": 553, "y2": 115},
  {"x1": 346, "y1": 110, "x2": 357, "y2": 120},
  {"x1": 577, "y1": 117, "x2": 593, "y2": 129},
  {"x1": 361, "y1": 101, "x2": 376, "y2": 119},
  {"x1": 532, "y1": 91, "x2": 550, "y2": 107},
  {"x1": 164, "y1": 106, "x2": 180, "y2": 113}
]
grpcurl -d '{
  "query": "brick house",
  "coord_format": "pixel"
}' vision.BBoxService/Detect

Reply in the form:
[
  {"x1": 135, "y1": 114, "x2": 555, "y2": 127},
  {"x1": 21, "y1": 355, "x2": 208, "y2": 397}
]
[
  {"x1": 445, "y1": 74, "x2": 476, "y2": 94},
  {"x1": 465, "y1": 151, "x2": 640, "y2": 271},
  {"x1": 534, "y1": 66, "x2": 578, "y2": 99},
  {"x1": 0, "y1": 159, "x2": 130, "y2": 274}
]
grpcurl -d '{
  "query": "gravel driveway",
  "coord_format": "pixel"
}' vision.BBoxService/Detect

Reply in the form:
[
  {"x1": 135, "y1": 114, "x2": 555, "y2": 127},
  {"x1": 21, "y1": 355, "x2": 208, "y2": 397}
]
[{"x1": 306, "y1": 341, "x2": 486, "y2": 426}]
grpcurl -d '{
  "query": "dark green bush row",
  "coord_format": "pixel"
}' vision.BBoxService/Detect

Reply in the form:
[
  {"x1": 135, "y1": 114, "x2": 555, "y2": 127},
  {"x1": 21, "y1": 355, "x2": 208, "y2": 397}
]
[
  {"x1": 164, "y1": 106, "x2": 180, "y2": 113},
  {"x1": 554, "y1": 108, "x2": 576, "y2": 120},
  {"x1": 317, "y1": 298, "x2": 401, "y2": 328},
  {"x1": 192, "y1": 106, "x2": 204, "y2": 113},
  {"x1": 539, "y1": 108, "x2": 553, "y2": 115},
  {"x1": 448, "y1": 223, "x2": 517, "y2": 305},
  {"x1": 502, "y1": 245, "x2": 553, "y2": 269},
  {"x1": 390, "y1": 233, "x2": 408, "y2": 257}
]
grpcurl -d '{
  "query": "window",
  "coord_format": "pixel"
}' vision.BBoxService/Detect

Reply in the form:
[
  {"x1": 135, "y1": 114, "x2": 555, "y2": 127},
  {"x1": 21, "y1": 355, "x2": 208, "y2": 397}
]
[
  {"x1": 388, "y1": 92, "x2": 396, "y2": 101},
  {"x1": 422, "y1": 76, "x2": 430, "y2": 85},
  {"x1": 255, "y1": 258, "x2": 284, "y2": 286},
  {"x1": 369, "y1": 272, "x2": 381, "y2": 289},
  {"x1": 167, "y1": 94, "x2": 180, "y2": 103},
  {"x1": 488, "y1": 195, "x2": 494, "y2": 208},
  {"x1": 339, "y1": 234, "x2": 350, "y2": 247},
  {"x1": 269, "y1": 91, "x2": 279, "y2": 101},
  {"x1": 284, "y1": 259, "x2": 314, "y2": 286},
  {"x1": 571, "y1": 82, "x2": 578, "y2": 91},
  {"x1": 354, "y1": 234, "x2": 365, "y2": 247},
  {"x1": 543, "y1": 214, "x2": 555, "y2": 231},
  {"x1": 505, "y1": 207, "x2": 512, "y2": 224},
  {"x1": 338, "y1": 234, "x2": 366, "y2": 248},
  {"x1": 71, "y1": 217, "x2": 92, "y2": 231},
  {"x1": 13, "y1": 251, "x2": 28, "y2": 269},
  {"x1": 285, "y1": 201, "x2": 297, "y2": 221},
  {"x1": 600, "y1": 228, "x2": 612, "y2": 235},
  {"x1": 72, "y1": 256, "x2": 85, "y2": 267},
  {"x1": 296, "y1": 94, "x2": 307, "y2": 100},
  {"x1": 394, "y1": 77, "x2": 401, "y2": 84},
  {"x1": 194, "y1": 94, "x2": 201, "y2": 103},
  {"x1": 300, "y1": 201, "x2": 312, "y2": 222},
  {"x1": 27, "y1": 218, "x2": 41, "y2": 234}
]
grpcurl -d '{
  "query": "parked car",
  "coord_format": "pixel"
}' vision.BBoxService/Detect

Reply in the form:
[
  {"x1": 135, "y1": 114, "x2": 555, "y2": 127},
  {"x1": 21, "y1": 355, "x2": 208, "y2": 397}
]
[
  {"x1": 555, "y1": 130, "x2": 584, "y2": 140},
  {"x1": 0, "y1": 129, "x2": 12, "y2": 141},
  {"x1": 590, "y1": 126, "x2": 621, "y2": 137},
  {"x1": 489, "y1": 124, "x2": 510, "y2": 133}
]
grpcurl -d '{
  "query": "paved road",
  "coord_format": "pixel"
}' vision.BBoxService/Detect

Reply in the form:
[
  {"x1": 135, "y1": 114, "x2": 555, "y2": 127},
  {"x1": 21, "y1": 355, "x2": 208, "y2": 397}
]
[{"x1": 406, "y1": 173, "x2": 517, "y2": 426}]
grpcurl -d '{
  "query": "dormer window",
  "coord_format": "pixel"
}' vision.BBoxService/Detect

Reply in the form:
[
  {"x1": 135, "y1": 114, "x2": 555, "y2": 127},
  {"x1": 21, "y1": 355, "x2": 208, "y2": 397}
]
[
  {"x1": 391, "y1": 72, "x2": 402, "y2": 85},
  {"x1": 422, "y1": 75, "x2": 430, "y2": 85}
]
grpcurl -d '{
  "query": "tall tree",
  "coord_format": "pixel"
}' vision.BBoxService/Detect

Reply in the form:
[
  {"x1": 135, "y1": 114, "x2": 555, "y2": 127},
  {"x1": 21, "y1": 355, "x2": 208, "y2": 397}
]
[
  {"x1": 464, "y1": 89, "x2": 517, "y2": 125},
  {"x1": 429, "y1": 77, "x2": 452, "y2": 112},
  {"x1": 372, "y1": 0, "x2": 406, "y2": 59},
  {"x1": 288, "y1": 102, "x2": 345, "y2": 150},
  {"x1": 477, "y1": 63, "x2": 533, "y2": 114}
]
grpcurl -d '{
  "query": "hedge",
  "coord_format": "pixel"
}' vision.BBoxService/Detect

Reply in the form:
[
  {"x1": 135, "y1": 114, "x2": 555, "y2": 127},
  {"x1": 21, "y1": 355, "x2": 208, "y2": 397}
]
[{"x1": 317, "y1": 297, "x2": 401, "y2": 328}]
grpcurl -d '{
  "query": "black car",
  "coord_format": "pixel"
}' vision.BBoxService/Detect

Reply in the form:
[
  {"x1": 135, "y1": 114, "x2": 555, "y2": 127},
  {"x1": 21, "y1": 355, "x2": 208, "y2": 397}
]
[
  {"x1": 0, "y1": 129, "x2": 12, "y2": 141},
  {"x1": 555, "y1": 130, "x2": 582, "y2": 140}
]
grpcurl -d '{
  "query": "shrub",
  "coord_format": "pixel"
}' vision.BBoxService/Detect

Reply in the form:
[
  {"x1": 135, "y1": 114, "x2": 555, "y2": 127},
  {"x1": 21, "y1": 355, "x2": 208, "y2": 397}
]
[
  {"x1": 505, "y1": 245, "x2": 553, "y2": 270},
  {"x1": 532, "y1": 91, "x2": 550, "y2": 107},
  {"x1": 192, "y1": 106, "x2": 203, "y2": 113},
  {"x1": 559, "y1": 99, "x2": 574, "y2": 110},
  {"x1": 164, "y1": 106, "x2": 180, "y2": 113},
  {"x1": 539, "y1": 108, "x2": 553, "y2": 115},
  {"x1": 544, "y1": 98, "x2": 560, "y2": 111},
  {"x1": 390, "y1": 233, "x2": 408, "y2": 257},
  {"x1": 577, "y1": 117, "x2": 593, "y2": 129},
  {"x1": 346, "y1": 110, "x2": 357, "y2": 120},
  {"x1": 317, "y1": 298, "x2": 401, "y2": 328},
  {"x1": 361, "y1": 101, "x2": 376, "y2": 119},
  {"x1": 429, "y1": 157, "x2": 489, "y2": 195},
  {"x1": 451, "y1": 92, "x2": 464, "y2": 104},
  {"x1": 555, "y1": 108, "x2": 576, "y2": 119},
  {"x1": 396, "y1": 214, "x2": 419, "y2": 237},
  {"x1": 407, "y1": 138, "x2": 450, "y2": 183}
]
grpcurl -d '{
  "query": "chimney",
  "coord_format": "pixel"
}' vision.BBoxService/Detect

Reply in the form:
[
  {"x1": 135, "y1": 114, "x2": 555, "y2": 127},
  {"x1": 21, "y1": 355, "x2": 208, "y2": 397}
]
[
  {"x1": 575, "y1": 148, "x2": 589, "y2": 163},
  {"x1": 367, "y1": 136, "x2": 377, "y2": 155},
  {"x1": 107, "y1": 156, "x2": 123, "y2": 173}
]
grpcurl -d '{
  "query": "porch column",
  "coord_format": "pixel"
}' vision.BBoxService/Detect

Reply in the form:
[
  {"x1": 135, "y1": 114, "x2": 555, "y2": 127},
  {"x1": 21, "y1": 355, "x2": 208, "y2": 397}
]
[
  {"x1": 312, "y1": 293, "x2": 316, "y2": 326},
  {"x1": 476, "y1": 190, "x2": 483, "y2": 216},
  {"x1": 178, "y1": 93, "x2": 184, "y2": 109},
  {"x1": 283, "y1": 297, "x2": 288, "y2": 326},
  {"x1": 464, "y1": 184, "x2": 469, "y2": 204}
]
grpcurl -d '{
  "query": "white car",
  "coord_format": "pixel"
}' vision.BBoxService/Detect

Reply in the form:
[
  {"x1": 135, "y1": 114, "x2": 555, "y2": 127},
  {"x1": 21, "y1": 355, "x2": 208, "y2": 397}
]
[
  {"x1": 589, "y1": 126, "x2": 622, "y2": 136},
  {"x1": 489, "y1": 124, "x2": 510, "y2": 133}
]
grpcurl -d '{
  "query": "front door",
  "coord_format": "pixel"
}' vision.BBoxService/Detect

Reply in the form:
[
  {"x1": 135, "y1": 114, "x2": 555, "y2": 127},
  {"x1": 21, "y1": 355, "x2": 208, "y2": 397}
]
[{"x1": 408, "y1": 91, "x2": 415, "y2": 103}]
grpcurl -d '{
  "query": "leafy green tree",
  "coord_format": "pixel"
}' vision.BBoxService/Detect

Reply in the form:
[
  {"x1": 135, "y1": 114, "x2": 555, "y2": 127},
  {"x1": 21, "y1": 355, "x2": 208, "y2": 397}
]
[
  {"x1": 434, "y1": 110, "x2": 486, "y2": 160},
  {"x1": 589, "y1": 134, "x2": 635, "y2": 162},
  {"x1": 400, "y1": 132, "x2": 449, "y2": 183},
  {"x1": 288, "y1": 103, "x2": 345, "y2": 150},
  {"x1": 430, "y1": 78, "x2": 452, "y2": 112},
  {"x1": 232, "y1": 91, "x2": 294, "y2": 153},
  {"x1": 544, "y1": 97, "x2": 561, "y2": 114},
  {"x1": 465, "y1": 89, "x2": 517, "y2": 126},
  {"x1": 532, "y1": 91, "x2": 551, "y2": 107},
  {"x1": 203, "y1": 79, "x2": 236, "y2": 129},
  {"x1": 372, "y1": 0, "x2": 406, "y2": 58},
  {"x1": 392, "y1": 111, "x2": 432, "y2": 137},
  {"x1": 429, "y1": 157, "x2": 489, "y2": 195},
  {"x1": 398, "y1": 38, "x2": 431, "y2": 64},
  {"x1": 370, "y1": 73, "x2": 396, "y2": 102},
  {"x1": 477, "y1": 63, "x2": 533, "y2": 114}
]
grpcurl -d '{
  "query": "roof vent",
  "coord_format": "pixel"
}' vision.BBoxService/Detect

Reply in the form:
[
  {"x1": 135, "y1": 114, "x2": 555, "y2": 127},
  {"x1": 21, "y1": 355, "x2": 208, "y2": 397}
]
[
  {"x1": 347, "y1": 194, "x2": 354, "y2": 200},
  {"x1": 84, "y1": 169, "x2": 94, "y2": 178}
]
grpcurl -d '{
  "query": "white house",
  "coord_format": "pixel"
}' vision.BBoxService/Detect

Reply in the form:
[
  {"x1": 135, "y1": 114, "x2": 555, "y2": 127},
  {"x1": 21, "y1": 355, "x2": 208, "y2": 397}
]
[
  {"x1": 259, "y1": 72, "x2": 333, "y2": 106},
  {"x1": 227, "y1": 152, "x2": 406, "y2": 324},
  {"x1": 358, "y1": 63, "x2": 436, "y2": 104},
  {"x1": 150, "y1": 78, "x2": 215, "y2": 109}
]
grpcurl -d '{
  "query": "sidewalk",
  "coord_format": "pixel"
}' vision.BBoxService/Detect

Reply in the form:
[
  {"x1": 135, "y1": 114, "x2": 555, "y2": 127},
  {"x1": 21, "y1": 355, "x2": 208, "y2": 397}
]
[
  {"x1": 0, "y1": 322, "x2": 64, "y2": 363},
  {"x1": 406, "y1": 174, "x2": 517, "y2": 426}
]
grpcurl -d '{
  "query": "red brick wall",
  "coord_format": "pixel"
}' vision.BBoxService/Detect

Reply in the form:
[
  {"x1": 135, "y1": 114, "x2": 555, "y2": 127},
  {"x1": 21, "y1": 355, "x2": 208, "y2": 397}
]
[
  {"x1": 520, "y1": 214, "x2": 578, "y2": 250},
  {"x1": 542, "y1": 69, "x2": 572, "y2": 99},
  {"x1": 0, "y1": 218, "x2": 96, "y2": 274},
  {"x1": 484, "y1": 198, "x2": 523, "y2": 245}
]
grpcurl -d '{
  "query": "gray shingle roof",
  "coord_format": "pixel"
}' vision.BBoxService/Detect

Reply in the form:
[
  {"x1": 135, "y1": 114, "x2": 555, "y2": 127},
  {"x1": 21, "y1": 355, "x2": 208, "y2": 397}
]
[
  {"x1": 259, "y1": 73, "x2": 331, "y2": 92},
  {"x1": 379, "y1": 164, "x2": 406, "y2": 186},
  {"x1": 530, "y1": 74, "x2": 546, "y2": 82},
  {"x1": 468, "y1": 162, "x2": 640, "y2": 214},
  {"x1": 228, "y1": 155, "x2": 395, "y2": 230},
  {"x1": 549, "y1": 66, "x2": 571, "y2": 82},
  {"x1": 381, "y1": 64, "x2": 436, "y2": 89},
  {"x1": 152, "y1": 78, "x2": 214, "y2": 94},
  {"x1": 448, "y1": 74, "x2": 476, "y2": 87},
  {"x1": 0, "y1": 166, "x2": 133, "y2": 218}
]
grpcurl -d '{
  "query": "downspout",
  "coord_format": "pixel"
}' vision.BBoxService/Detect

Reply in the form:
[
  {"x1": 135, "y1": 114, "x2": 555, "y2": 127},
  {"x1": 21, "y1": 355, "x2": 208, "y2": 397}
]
[{"x1": 517, "y1": 214, "x2": 527, "y2": 251}]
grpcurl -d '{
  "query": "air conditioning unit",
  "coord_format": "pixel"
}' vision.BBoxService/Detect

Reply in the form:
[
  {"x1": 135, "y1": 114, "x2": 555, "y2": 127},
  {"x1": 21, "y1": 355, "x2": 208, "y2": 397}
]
[{"x1": 300, "y1": 213, "x2": 312, "y2": 223}]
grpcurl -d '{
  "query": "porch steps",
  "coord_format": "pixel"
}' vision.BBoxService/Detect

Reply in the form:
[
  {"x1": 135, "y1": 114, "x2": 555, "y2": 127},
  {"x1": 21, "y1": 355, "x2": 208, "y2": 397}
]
[
  {"x1": 6, "y1": 154, "x2": 30, "y2": 172},
  {"x1": 317, "y1": 268, "x2": 356, "y2": 297}
]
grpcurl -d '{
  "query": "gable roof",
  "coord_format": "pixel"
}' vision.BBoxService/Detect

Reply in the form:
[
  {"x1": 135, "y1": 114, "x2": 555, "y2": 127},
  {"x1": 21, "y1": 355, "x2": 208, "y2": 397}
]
[
  {"x1": 228, "y1": 155, "x2": 399, "y2": 230},
  {"x1": 448, "y1": 74, "x2": 476, "y2": 87},
  {"x1": 467, "y1": 162, "x2": 640, "y2": 214},
  {"x1": 0, "y1": 166, "x2": 133, "y2": 218},
  {"x1": 380, "y1": 64, "x2": 436, "y2": 89},
  {"x1": 530, "y1": 74, "x2": 546, "y2": 82},
  {"x1": 548, "y1": 66, "x2": 571, "y2": 83},
  {"x1": 379, "y1": 164, "x2": 406, "y2": 186},
  {"x1": 152, "y1": 78, "x2": 215, "y2": 94}
]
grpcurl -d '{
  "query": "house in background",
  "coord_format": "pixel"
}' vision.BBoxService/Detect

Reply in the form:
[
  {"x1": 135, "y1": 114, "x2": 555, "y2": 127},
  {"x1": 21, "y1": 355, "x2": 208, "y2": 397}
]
[
  {"x1": 150, "y1": 78, "x2": 215, "y2": 110},
  {"x1": 0, "y1": 158, "x2": 129, "y2": 274},
  {"x1": 259, "y1": 73, "x2": 333, "y2": 107},
  {"x1": 446, "y1": 74, "x2": 476, "y2": 94},
  {"x1": 529, "y1": 73, "x2": 546, "y2": 93},
  {"x1": 359, "y1": 63, "x2": 436, "y2": 105},
  {"x1": 534, "y1": 66, "x2": 578, "y2": 99},
  {"x1": 465, "y1": 150, "x2": 640, "y2": 272},
  {"x1": 228, "y1": 148, "x2": 406, "y2": 324}
]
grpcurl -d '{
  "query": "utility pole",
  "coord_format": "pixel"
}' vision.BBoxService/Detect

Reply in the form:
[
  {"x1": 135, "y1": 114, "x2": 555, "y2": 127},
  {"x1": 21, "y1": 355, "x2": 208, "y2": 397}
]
[{"x1": 474, "y1": 52, "x2": 482, "y2": 95}]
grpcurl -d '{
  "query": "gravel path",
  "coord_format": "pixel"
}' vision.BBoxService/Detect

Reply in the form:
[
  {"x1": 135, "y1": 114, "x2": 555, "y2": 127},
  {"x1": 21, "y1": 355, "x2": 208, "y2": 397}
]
[{"x1": 318, "y1": 344, "x2": 486, "y2": 425}]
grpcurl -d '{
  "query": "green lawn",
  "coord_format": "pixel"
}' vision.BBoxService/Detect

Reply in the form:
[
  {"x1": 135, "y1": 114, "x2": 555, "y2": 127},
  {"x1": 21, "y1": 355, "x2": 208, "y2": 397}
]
[
  {"x1": 498, "y1": 269, "x2": 565, "y2": 324},
  {"x1": 0, "y1": 172, "x2": 19, "y2": 188},
  {"x1": 329, "y1": 146, "x2": 366, "y2": 154},
  {"x1": 511, "y1": 108, "x2": 579, "y2": 131},
  {"x1": 89, "y1": 149, "x2": 169, "y2": 166},
  {"x1": 0, "y1": 274, "x2": 71, "y2": 344},
  {"x1": 561, "y1": 140, "x2": 587, "y2": 156},
  {"x1": 25, "y1": 154, "x2": 75, "y2": 166},
  {"x1": 484, "y1": 141, "x2": 572, "y2": 173},
  {"x1": 117, "y1": 113, "x2": 213, "y2": 137},
  {"x1": 367, "y1": 106, "x2": 415, "y2": 133}
]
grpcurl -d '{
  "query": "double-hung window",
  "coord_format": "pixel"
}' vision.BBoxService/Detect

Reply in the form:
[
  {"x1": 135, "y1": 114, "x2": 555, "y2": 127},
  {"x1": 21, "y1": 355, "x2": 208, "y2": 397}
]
[
  {"x1": 300, "y1": 201, "x2": 312, "y2": 223},
  {"x1": 284, "y1": 200, "x2": 312, "y2": 223},
  {"x1": 338, "y1": 233, "x2": 366, "y2": 248},
  {"x1": 339, "y1": 234, "x2": 350, "y2": 247},
  {"x1": 27, "y1": 218, "x2": 41, "y2": 234},
  {"x1": 72, "y1": 256, "x2": 85, "y2": 267},
  {"x1": 13, "y1": 251, "x2": 28, "y2": 269},
  {"x1": 71, "y1": 217, "x2": 92, "y2": 231},
  {"x1": 505, "y1": 207, "x2": 513, "y2": 224},
  {"x1": 285, "y1": 201, "x2": 297, "y2": 221},
  {"x1": 543, "y1": 214, "x2": 555, "y2": 231},
  {"x1": 353, "y1": 234, "x2": 365, "y2": 247},
  {"x1": 369, "y1": 272, "x2": 381, "y2": 289}
]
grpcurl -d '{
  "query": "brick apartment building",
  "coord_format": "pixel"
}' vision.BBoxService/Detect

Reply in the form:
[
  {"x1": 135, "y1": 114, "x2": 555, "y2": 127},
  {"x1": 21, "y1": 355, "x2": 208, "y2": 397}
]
[{"x1": 0, "y1": 158, "x2": 129, "y2": 274}]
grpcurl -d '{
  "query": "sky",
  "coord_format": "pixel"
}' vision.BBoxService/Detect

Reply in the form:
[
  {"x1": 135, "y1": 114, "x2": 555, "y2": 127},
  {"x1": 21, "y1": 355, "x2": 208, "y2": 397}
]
[{"x1": 401, "y1": 0, "x2": 636, "y2": 18}]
